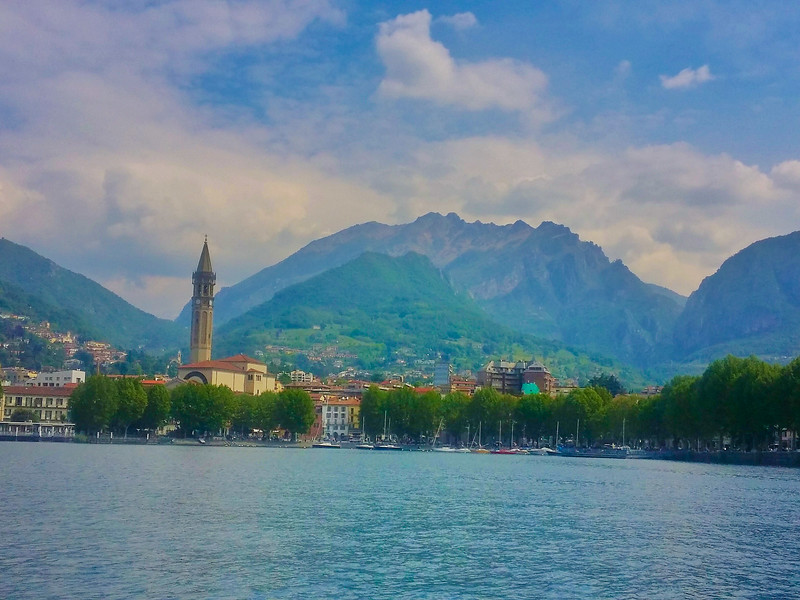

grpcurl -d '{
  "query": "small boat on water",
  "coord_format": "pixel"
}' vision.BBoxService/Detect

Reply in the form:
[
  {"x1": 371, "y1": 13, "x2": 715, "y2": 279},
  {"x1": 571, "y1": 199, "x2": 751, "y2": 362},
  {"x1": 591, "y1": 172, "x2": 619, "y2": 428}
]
[
  {"x1": 373, "y1": 443, "x2": 403, "y2": 451},
  {"x1": 312, "y1": 441, "x2": 341, "y2": 449},
  {"x1": 355, "y1": 443, "x2": 374, "y2": 450},
  {"x1": 528, "y1": 447, "x2": 557, "y2": 456}
]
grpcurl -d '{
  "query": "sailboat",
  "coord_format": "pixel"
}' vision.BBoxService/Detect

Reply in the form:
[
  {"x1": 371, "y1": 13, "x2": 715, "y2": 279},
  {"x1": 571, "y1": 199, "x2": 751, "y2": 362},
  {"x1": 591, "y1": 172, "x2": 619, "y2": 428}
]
[
  {"x1": 355, "y1": 413, "x2": 372, "y2": 450},
  {"x1": 471, "y1": 421, "x2": 490, "y2": 453},
  {"x1": 491, "y1": 420, "x2": 516, "y2": 454},
  {"x1": 373, "y1": 411, "x2": 402, "y2": 451}
]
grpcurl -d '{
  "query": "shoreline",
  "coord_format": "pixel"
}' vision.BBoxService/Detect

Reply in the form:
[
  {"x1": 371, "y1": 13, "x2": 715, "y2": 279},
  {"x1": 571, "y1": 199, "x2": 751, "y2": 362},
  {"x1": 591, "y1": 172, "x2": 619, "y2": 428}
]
[{"x1": 3, "y1": 436, "x2": 800, "y2": 467}]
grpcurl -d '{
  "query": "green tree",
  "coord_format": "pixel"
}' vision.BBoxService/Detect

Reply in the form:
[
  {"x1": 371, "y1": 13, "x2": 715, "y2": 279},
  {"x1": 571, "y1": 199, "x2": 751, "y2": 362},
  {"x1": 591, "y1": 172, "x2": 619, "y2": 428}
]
[
  {"x1": 274, "y1": 388, "x2": 315, "y2": 439},
  {"x1": 588, "y1": 373, "x2": 626, "y2": 397},
  {"x1": 660, "y1": 375, "x2": 701, "y2": 447},
  {"x1": 441, "y1": 391, "x2": 471, "y2": 442},
  {"x1": 171, "y1": 383, "x2": 236, "y2": 437},
  {"x1": 69, "y1": 375, "x2": 119, "y2": 435},
  {"x1": 254, "y1": 391, "x2": 278, "y2": 437},
  {"x1": 359, "y1": 385, "x2": 387, "y2": 440},
  {"x1": 775, "y1": 358, "x2": 800, "y2": 449},
  {"x1": 515, "y1": 393, "x2": 548, "y2": 444},
  {"x1": 137, "y1": 384, "x2": 171, "y2": 432},
  {"x1": 408, "y1": 390, "x2": 441, "y2": 442},
  {"x1": 10, "y1": 408, "x2": 39, "y2": 422},
  {"x1": 113, "y1": 378, "x2": 147, "y2": 437}
]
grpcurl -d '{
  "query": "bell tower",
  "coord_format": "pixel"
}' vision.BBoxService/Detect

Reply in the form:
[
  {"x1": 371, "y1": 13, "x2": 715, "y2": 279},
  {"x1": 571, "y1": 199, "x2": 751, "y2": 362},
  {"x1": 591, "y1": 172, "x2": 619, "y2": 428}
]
[{"x1": 190, "y1": 236, "x2": 215, "y2": 363}]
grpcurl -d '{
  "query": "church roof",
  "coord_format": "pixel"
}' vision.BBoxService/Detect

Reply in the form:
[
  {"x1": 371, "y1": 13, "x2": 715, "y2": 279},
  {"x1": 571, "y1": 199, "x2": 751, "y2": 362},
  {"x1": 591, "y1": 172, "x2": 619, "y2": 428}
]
[
  {"x1": 196, "y1": 238, "x2": 213, "y2": 273},
  {"x1": 219, "y1": 354, "x2": 264, "y2": 364},
  {"x1": 179, "y1": 354, "x2": 266, "y2": 372}
]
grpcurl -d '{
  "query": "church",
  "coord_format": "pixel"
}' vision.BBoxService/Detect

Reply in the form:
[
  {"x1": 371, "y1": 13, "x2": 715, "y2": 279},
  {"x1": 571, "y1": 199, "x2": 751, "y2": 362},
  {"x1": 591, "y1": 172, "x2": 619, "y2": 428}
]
[{"x1": 176, "y1": 238, "x2": 279, "y2": 395}]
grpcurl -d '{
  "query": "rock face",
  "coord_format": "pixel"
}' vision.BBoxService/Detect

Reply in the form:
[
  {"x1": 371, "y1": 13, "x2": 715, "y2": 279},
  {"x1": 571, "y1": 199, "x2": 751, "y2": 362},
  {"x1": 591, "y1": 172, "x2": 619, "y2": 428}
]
[
  {"x1": 673, "y1": 231, "x2": 800, "y2": 361},
  {"x1": 185, "y1": 213, "x2": 684, "y2": 367}
]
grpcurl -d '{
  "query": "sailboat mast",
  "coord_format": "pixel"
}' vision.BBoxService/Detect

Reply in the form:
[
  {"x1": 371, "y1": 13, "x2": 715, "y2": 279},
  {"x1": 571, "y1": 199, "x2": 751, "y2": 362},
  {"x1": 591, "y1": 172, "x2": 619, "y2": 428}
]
[{"x1": 576, "y1": 418, "x2": 580, "y2": 448}]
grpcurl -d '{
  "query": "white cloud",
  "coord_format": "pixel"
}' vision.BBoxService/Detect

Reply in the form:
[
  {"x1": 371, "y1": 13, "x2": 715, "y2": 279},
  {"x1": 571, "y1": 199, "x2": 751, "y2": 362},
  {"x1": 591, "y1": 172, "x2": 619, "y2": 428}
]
[
  {"x1": 376, "y1": 10, "x2": 556, "y2": 122},
  {"x1": 436, "y1": 12, "x2": 478, "y2": 31},
  {"x1": 660, "y1": 64, "x2": 715, "y2": 89}
]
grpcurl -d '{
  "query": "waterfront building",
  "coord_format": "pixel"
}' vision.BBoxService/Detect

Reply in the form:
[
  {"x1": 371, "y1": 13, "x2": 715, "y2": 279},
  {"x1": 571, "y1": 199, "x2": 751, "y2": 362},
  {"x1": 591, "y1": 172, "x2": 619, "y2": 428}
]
[
  {"x1": 177, "y1": 354, "x2": 279, "y2": 395},
  {"x1": 190, "y1": 237, "x2": 215, "y2": 364},
  {"x1": 319, "y1": 395, "x2": 361, "y2": 439},
  {"x1": 1, "y1": 384, "x2": 75, "y2": 422}
]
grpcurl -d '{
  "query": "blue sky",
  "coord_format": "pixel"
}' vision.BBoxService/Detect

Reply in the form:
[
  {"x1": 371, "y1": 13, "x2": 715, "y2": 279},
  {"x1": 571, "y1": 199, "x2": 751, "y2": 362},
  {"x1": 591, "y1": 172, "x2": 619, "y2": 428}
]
[{"x1": 1, "y1": 1, "x2": 799, "y2": 318}]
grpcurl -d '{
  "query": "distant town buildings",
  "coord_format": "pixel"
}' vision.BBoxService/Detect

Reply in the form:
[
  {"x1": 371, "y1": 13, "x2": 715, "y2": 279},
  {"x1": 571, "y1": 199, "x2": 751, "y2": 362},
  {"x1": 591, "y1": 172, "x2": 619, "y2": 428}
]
[
  {"x1": 25, "y1": 369, "x2": 85, "y2": 387},
  {"x1": 477, "y1": 359, "x2": 555, "y2": 396}
]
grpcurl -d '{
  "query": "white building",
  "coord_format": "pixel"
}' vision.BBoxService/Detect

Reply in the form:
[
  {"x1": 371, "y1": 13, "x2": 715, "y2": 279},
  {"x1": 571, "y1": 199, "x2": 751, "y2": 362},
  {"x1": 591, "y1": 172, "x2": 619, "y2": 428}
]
[
  {"x1": 319, "y1": 396, "x2": 360, "y2": 439},
  {"x1": 290, "y1": 370, "x2": 313, "y2": 383},
  {"x1": 25, "y1": 370, "x2": 86, "y2": 387}
]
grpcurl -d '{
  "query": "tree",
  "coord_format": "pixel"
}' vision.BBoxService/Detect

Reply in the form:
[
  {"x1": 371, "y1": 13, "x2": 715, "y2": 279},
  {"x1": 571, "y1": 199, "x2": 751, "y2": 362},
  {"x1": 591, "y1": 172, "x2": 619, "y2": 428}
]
[
  {"x1": 10, "y1": 408, "x2": 39, "y2": 422},
  {"x1": 515, "y1": 393, "x2": 548, "y2": 444},
  {"x1": 441, "y1": 391, "x2": 471, "y2": 441},
  {"x1": 274, "y1": 388, "x2": 315, "y2": 439},
  {"x1": 69, "y1": 375, "x2": 119, "y2": 434},
  {"x1": 588, "y1": 373, "x2": 626, "y2": 397},
  {"x1": 360, "y1": 385, "x2": 387, "y2": 440},
  {"x1": 660, "y1": 375, "x2": 701, "y2": 447},
  {"x1": 137, "y1": 384, "x2": 171, "y2": 432},
  {"x1": 113, "y1": 378, "x2": 147, "y2": 437},
  {"x1": 254, "y1": 391, "x2": 278, "y2": 438},
  {"x1": 171, "y1": 383, "x2": 237, "y2": 437}
]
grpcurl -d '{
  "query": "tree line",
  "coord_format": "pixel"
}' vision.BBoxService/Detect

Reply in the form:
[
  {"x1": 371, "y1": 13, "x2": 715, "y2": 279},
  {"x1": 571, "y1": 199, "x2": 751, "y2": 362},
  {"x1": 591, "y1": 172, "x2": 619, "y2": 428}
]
[
  {"x1": 361, "y1": 355, "x2": 800, "y2": 450},
  {"x1": 66, "y1": 354, "x2": 800, "y2": 449},
  {"x1": 68, "y1": 376, "x2": 315, "y2": 439}
]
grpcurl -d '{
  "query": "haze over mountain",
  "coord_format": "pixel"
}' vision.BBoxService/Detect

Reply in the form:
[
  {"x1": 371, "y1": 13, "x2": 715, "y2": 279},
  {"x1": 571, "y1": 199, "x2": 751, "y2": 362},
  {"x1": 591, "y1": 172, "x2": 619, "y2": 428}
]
[
  {"x1": 215, "y1": 251, "x2": 639, "y2": 383},
  {"x1": 183, "y1": 213, "x2": 685, "y2": 368},
  {"x1": 0, "y1": 238, "x2": 184, "y2": 352},
  {"x1": 673, "y1": 231, "x2": 800, "y2": 363}
]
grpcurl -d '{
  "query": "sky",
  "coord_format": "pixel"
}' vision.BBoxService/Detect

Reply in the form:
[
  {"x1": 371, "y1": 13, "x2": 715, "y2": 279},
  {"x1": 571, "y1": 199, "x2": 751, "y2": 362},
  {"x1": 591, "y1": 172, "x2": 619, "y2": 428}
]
[{"x1": 2, "y1": 0, "x2": 800, "y2": 319}]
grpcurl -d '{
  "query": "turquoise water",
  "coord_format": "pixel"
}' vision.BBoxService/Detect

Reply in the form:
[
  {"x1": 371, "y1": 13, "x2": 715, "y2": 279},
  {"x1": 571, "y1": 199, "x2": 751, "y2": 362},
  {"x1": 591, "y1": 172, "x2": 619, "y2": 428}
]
[{"x1": 1, "y1": 444, "x2": 799, "y2": 599}]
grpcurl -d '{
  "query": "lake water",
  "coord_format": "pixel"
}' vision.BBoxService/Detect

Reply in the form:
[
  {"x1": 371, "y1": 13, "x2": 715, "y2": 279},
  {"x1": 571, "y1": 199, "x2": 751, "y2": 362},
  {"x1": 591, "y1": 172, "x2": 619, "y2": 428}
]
[{"x1": 1, "y1": 444, "x2": 799, "y2": 599}]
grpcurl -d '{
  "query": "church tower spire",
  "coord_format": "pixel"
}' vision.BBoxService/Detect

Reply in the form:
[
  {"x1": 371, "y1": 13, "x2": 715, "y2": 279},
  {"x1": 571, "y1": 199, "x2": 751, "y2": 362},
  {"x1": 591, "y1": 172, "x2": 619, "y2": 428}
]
[{"x1": 190, "y1": 236, "x2": 215, "y2": 363}]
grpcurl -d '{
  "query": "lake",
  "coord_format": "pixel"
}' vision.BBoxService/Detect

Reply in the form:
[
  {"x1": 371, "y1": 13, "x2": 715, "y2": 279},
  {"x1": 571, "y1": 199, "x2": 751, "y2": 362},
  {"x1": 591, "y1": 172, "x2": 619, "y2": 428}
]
[{"x1": 1, "y1": 443, "x2": 799, "y2": 599}]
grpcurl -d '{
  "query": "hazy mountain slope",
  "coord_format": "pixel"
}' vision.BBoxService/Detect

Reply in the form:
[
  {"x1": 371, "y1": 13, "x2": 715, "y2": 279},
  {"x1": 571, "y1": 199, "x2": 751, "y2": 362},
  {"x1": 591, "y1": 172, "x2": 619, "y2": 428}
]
[
  {"x1": 183, "y1": 213, "x2": 684, "y2": 368},
  {"x1": 444, "y1": 222, "x2": 683, "y2": 367},
  {"x1": 216, "y1": 252, "x2": 644, "y2": 384},
  {"x1": 178, "y1": 212, "x2": 528, "y2": 325},
  {"x1": 0, "y1": 238, "x2": 185, "y2": 350},
  {"x1": 0, "y1": 278, "x2": 99, "y2": 337},
  {"x1": 673, "y1": 231, "x2": 800, "y2": 362}
]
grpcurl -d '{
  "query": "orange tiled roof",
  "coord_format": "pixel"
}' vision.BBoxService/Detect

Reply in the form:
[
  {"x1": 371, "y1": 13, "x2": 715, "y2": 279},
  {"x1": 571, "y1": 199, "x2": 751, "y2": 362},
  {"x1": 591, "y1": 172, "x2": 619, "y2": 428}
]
[{"x1": 3, "y1": 385, "x2": 74, "y2": 397}]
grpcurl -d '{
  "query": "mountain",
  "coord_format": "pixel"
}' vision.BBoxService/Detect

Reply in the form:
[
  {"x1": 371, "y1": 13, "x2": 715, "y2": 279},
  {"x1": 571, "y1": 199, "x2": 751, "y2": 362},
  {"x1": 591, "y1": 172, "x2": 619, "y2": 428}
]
[
  {"x1": 673, "y1": 231, "x2": 800, "y2": 363},
  {"x1": 184, "y1": 213, "x2": 684, "y2": 368},
  {"x1": 215, "y1": 252, "x2": 644, "y2": 384},
  {"x1": 0, "y1": 238, "x2": 185, "y2": 351}
]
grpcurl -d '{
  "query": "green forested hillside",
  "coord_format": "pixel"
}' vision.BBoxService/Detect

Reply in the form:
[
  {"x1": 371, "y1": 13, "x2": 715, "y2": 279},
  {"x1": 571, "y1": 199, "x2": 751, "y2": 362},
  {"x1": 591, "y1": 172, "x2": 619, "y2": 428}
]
[
  {"x1": 216, "y1": 252, "x2": 644, "y2": 384},
  {"x1": 0, "y1": 238, "x2": 185, "y2": 351}
]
